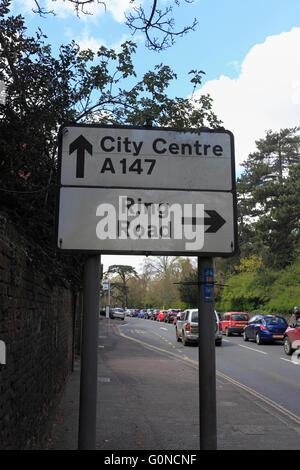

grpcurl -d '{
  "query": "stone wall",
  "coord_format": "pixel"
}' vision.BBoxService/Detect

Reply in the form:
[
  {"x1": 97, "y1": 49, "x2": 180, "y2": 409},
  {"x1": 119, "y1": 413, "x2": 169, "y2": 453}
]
[{"x1": 0, "y1": 214, "x2": 80, "y2": 449}]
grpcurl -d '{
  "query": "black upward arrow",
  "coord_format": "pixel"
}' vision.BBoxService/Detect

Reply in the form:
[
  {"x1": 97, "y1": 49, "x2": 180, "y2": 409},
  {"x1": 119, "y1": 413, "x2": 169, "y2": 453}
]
[
  {"x1": 181, "y1": 210, "x2": 226, "y2": 233},
  {"x1": 204, "y1": 210, "x2": 226, "y2": 233},
  {"x1": 69, "y1": 135, "x2": 93, "y2": 178}
]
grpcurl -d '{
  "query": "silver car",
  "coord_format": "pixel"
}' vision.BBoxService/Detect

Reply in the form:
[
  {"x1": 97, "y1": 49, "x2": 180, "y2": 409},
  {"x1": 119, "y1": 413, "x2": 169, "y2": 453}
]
[
  {"x1": 111, "y1": 307, "x2": 125, "y2": 320},
  {"x1": 175, "y1": 309, "x2": 222, "y2": 346}
]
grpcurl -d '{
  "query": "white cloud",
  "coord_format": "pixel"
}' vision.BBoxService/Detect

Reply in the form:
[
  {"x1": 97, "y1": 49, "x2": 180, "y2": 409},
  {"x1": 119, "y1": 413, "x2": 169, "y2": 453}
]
[
  {"x1": 194, "y1": 28, "x2": 300, "y2": 174},
  {"x1": 66, "y1": 27, "x2": 133, "y2": 52}
]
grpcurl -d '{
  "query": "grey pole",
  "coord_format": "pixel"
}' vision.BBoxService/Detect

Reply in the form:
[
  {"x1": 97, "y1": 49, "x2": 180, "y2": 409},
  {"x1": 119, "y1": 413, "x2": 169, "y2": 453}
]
[
  {"x1": 198, "y1": 256, "x2": 217, "y2": 450},
  {"x1": 78, "y1": 254, "x2": 101, "y2": 450}
]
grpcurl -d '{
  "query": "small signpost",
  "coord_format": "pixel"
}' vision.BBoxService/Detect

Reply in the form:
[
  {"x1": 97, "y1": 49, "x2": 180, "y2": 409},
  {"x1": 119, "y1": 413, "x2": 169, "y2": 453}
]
[
  {"x1": 56, "y1": 123, "x2": 238, "y2": 450},
  {"x1": 102, "y1": 282, "x2": 111, "y2": 318}
]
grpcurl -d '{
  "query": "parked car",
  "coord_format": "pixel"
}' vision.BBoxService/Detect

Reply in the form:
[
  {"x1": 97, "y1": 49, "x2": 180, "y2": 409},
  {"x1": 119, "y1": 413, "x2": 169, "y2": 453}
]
[
  {"x1": 283, "y1": 316, "x2": 300, "y2": 355},
  {"x1": 175, "y1": 309, "x2": 222, "y2": 346},
  {"x1": 157, "y1": 310, "x2": 168, "y2": 322},
  {"x1": 243, "y1": 315, "x2": 288, "y2": 344},
  {"x1": 131, "y1": 309, "x2": 139, "y2": 317},
  {"x1": 220, "y1": 312, "x2": 250, "y2": 336},
  {"x1": 139, "y1": 309, "x2": 147, "y2": 318},
  {"x1": 151, "y1": 309, "x2": 160, "y2": 320},
  {"x1": 173, "y1": 311, "x2": 184, "y2": 325},
  {"x1": 165, "y1": 309, "x2": 181, "y2": 323},
  {"x1": 144, "y1": 309, "x2": 154, "y2": 319},
  {"x1": 111, "y1": 307, "x2": 125, "y2": 320}
]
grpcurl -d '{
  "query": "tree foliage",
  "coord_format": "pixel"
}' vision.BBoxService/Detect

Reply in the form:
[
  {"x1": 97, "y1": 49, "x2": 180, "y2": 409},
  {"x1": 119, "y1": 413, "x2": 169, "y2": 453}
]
[
  {"x1": 104, "y1": 265, "x2": 138, "y2": 307},
  {"x1": 236, "y1": 127, "x2": 300, "y2": 269},
  {"x1": 216, "y1": 126, "x2": 300, "y2": 314},
  {"x1": 0, "y1": 0, "x2": 221, "y2": 289}
]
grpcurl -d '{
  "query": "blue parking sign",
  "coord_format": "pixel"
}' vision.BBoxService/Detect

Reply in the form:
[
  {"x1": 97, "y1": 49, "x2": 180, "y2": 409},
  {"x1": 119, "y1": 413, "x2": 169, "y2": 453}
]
[{"x1": 204, "y1": 267, "x2": 214, "y2": 303}]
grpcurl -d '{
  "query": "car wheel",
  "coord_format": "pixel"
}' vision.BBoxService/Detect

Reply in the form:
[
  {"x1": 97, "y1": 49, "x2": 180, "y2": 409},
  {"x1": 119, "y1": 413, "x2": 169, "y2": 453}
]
[
  {"x1": 215, "y1": 339, "x2": 222, "y2": 346},
  {"x1": 176, "y1": 328, "x2": 181, "y2": 342},
  {"x1": 243, "y1": 331, "x2": 248, "y2": 341},
  {"x1": 255, "y1": 332, "x2": 262, "y2": 345},
  {"x1": 283, "y1": 336, "x2": 293, "y2": 356},
  {"x1": 182, "y1": 333, "x2": 189, "y2": 346}
]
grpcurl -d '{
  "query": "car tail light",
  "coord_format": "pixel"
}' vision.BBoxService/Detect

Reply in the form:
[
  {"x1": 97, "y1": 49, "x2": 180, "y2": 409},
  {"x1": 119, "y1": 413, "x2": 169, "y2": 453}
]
[
  {"x1": 186, "y1": 323, "x2": 191, "y2": 331},
  {"x1": 219, "y1": 323, "x2": 222, "y2": 331},
  {"x1": 260, "y1": 325, "x2": 267, "y2": 331}
]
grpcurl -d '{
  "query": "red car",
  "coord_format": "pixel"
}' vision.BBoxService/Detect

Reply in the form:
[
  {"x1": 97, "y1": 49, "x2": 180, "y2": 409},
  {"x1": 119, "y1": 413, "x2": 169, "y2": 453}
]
[
  {"x1": 157, "y1": 310, "x2": 168, "y2": 322},
  {"x1": 283, "y1": 316, "x2": 300, "y2": 355},
  {"x1": 220, "y1": 312, "x2": 250, "y2": 336}
]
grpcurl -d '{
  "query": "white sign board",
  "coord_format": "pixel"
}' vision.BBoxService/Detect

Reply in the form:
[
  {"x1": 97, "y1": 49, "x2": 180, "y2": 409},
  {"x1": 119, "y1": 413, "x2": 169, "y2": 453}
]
[
  {"x1": 57, "y1": 187, "x2": 236, "y2": 255},
  {"x1": 57, "y1": 124, "x2": 238, "y2": 256},
  {"x1": 59, "y1": 125, "x2": 234, "y2": 191}
]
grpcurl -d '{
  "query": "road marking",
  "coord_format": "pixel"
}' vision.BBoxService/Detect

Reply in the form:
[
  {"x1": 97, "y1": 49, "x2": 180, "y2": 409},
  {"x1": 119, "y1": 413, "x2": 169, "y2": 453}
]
[
  {"x1": 119, "y1": 330, "x2": 196, "y2": 366},
  {"x1": 160, "y1": 327, "x2": 168, "y2": 331},
  {"x1": 280, "y1": 357, "x2": 300, "y2": 365},
  {"x1": 216, "y1": 370, "x2": 300, "y2": 426},
  {"x1": 117, "y1": 328, "x2": 300, "y2": 427},
  {"x1": 238, "y1": 344, "x2": 268, "y2": 355}
]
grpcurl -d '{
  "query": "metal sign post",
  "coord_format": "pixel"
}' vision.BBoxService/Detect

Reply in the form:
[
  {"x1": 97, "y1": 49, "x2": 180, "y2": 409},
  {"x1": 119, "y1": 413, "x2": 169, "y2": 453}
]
[
  {"x1": 198, "y1": 256, "x2": 217, "y2": 450},
  {"x1": 78, "y1": 254, "x2": 101, "y2": 450},
  {"x1": 102, "y1": 282, "x2": 111, "y2": 318},
  {"x1": 56, "y1": 123, "x2": 238, "y2": 451}
]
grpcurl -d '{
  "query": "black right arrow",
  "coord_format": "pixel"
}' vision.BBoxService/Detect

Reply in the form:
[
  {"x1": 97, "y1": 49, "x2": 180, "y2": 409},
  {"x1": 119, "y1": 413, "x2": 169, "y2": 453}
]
[
  {"x1": 181, "y1": 210, "x2": 226, "y2": 233},
  {"x1": 204, "y1": 210, "x2": 226, "y2": 233},
  {"x1": 69, "y1": 135, "x2": 93, "y2": 178}
]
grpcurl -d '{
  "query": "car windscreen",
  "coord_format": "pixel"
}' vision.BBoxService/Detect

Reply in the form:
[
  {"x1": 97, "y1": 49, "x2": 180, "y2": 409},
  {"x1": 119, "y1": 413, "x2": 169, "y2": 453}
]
[
  {"x1": 264, "y1": 316, "x2": 286, "y2": 326},
  {"x1": 191, "y1": 312, "x2": 199, "y2": 323},
  {"x1": 231, "y1": 314, "x2": 248, "y2": 321}
]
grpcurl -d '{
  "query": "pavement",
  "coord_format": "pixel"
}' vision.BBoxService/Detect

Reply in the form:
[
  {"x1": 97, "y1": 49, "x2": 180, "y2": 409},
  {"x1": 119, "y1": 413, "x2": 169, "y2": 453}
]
[{"x1": 44, "y1": 317, "x2": 300, "y2": 452}]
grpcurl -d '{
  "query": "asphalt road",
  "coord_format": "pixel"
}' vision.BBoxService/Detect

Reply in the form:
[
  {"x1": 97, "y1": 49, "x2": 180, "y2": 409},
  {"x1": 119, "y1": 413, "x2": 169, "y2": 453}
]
[
  {"x1": 120, "y1": 316, "x2": 300, "y2": 425},
  {"x1": 47, "y1": 314, "x2": 300, "y2": 450}
]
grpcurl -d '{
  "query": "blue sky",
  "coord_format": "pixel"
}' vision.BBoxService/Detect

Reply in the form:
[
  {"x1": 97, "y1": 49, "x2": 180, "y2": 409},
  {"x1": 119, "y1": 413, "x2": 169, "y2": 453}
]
[{"x1": 11, "y1": 0, "x2": 300, "y2": 272}]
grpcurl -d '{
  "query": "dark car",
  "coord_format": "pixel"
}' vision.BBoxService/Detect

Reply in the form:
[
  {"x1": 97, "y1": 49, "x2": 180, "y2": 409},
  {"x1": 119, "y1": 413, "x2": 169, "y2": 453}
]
[
  {"x1": 145, "y1": 309, "x2": 154, "y2": 319},
  {"x1": 151, "y1": 309, "x2": 160, "y2": 320},
  {"x1": 173, "y1": 311, "x2": 184, "y2": 325},
  {"x1": 283, "y1": 316, "x2": 300, "y2": 355},
  {"x1": 243, "y1": 315, "x2": 288, "y2": 344},
  {"x1": 165, "y1": 309, "x2": 181, "y2": 323}
]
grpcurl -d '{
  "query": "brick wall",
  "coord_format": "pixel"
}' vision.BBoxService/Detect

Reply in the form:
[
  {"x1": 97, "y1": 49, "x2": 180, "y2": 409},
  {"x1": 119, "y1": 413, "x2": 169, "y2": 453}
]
[{"x1": 0, "y1": 213, "x2": 80, "y2": 449}]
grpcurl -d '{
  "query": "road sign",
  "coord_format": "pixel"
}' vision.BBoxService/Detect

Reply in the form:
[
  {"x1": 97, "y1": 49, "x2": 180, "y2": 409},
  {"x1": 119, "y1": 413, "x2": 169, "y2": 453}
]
[
  {"x1": 59, "y1": 124, "x2": 235, "y2": 191},
  {"x1": 57, "y1": 124, "x2": 238, "y2": 256}
]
